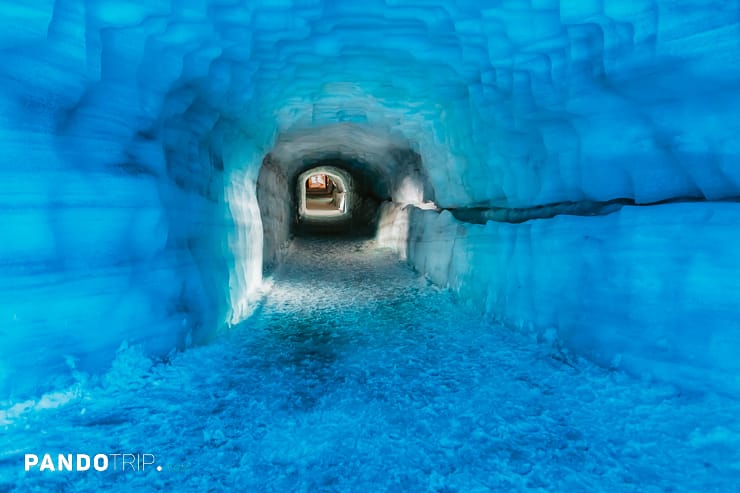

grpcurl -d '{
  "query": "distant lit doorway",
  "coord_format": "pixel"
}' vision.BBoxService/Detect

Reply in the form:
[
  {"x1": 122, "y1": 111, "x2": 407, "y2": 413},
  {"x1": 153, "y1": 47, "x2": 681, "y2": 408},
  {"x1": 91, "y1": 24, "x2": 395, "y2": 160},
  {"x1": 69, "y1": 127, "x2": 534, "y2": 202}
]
[{"x1": 298, "y1": 168, "x2": 350, "y2": 220}]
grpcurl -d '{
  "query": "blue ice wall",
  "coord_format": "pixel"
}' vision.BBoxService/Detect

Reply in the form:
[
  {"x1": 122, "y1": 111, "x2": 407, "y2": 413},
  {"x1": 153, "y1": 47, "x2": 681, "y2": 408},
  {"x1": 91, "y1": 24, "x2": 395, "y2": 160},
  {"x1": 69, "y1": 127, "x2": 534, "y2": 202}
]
[
  {"x1": 1, "y1": 1, "x2": 739, "y2": 396},
  {"x1": 401, "y1": 204, "x2": 740, "y2": 394}
]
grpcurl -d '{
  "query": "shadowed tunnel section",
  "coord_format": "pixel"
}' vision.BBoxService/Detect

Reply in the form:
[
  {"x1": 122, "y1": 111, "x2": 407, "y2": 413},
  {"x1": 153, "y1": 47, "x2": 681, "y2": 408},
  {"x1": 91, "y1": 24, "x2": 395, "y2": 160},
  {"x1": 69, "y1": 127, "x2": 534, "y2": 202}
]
[
  {"x1": 257, "y1": 123, "x2": 435, "y2": 269},
  {"x1": 1, "y1": 1, "x2": 740, "y2": 403}
]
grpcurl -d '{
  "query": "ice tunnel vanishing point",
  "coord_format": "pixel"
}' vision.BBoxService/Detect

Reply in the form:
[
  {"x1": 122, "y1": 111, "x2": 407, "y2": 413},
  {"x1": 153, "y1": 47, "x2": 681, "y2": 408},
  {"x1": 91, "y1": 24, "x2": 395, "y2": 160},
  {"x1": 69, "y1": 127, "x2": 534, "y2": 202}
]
[{"x1": 1, "y1": 0, "x2": 740, "y2": 490}]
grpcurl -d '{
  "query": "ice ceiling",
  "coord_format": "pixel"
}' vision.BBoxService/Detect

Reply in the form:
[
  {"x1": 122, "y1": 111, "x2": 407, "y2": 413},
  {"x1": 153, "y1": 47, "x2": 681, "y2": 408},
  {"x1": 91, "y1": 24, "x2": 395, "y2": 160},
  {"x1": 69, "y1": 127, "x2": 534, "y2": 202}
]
[{"x1": 1, "y1": 1, "x2": 740, "y2": 397}]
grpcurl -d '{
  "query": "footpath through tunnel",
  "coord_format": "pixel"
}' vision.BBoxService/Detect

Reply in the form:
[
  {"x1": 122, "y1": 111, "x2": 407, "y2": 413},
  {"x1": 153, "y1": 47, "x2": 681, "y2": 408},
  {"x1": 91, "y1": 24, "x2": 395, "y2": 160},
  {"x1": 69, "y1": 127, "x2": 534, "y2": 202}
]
[{"x1": 3, "y1": 235, "x2": 739, "y2": 491}]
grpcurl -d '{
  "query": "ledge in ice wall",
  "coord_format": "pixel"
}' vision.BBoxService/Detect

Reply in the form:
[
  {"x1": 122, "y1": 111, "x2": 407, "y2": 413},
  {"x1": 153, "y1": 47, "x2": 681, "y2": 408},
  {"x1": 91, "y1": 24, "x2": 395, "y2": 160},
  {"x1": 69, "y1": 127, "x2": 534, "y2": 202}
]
[{"x1": 405, "y1": 204, "x2": 740, "y2": 394}]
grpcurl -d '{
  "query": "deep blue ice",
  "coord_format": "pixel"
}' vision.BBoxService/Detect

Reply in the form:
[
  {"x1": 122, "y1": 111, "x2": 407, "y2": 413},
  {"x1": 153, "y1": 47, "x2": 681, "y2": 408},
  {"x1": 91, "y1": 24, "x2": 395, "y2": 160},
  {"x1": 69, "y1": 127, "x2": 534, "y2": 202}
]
[{"x1": 1, "y1": 238, "x2": 738, "y2": 492}]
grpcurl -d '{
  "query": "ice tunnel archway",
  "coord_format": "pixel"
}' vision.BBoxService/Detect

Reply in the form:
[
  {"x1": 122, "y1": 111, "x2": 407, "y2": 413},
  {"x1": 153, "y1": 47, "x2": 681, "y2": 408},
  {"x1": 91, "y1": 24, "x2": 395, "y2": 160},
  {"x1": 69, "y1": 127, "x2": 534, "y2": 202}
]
[
  {"x1": 1, "y1": 0, "x2": 740, "y2": 399},
  {"x1": 297, "y1": 166, "x2": 351, "y2": 219},
  {"x1": 257, "y1": 123, "x2": 436, "y2": 266}
]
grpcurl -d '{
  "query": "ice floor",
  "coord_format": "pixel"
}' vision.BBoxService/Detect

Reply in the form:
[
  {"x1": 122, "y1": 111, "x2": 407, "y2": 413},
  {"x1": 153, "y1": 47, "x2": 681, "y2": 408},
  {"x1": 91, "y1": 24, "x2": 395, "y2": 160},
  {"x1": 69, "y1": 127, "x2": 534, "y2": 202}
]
[{"x1": 2, "y1": 237, "x2": 739, "y2": 492}]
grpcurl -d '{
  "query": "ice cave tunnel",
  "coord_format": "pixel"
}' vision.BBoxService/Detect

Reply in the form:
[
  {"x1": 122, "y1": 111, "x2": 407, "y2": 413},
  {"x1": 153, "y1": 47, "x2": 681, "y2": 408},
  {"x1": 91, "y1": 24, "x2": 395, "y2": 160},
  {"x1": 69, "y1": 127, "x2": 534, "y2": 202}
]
[{"x1": 1, "y1": 1, "x2": 740, "y2": 490}]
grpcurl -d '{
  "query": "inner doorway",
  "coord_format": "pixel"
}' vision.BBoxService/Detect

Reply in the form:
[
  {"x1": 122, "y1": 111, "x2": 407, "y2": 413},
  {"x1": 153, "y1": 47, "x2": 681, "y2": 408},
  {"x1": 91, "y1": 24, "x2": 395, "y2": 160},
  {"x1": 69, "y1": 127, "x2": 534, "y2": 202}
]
[{"x1": 300, "y1": 170, "x2": 348, "y2": 219}]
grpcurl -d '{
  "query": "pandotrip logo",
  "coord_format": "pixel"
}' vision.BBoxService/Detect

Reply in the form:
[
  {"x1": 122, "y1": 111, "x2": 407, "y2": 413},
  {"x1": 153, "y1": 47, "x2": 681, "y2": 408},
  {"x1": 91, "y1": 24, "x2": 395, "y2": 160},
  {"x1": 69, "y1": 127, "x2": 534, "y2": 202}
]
[{"x1": 24, "y1": 453, "x2": 162, "y2": 473}]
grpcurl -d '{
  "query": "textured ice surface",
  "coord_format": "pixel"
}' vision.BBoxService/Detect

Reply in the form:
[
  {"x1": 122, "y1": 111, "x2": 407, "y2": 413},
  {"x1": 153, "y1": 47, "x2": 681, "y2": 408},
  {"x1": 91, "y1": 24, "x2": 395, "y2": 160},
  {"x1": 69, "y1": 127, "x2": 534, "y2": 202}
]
[
  {"x1": 1, "y1": 239, "x2": 738, "y2": 491},
  {"x1": 397, "y1": 202, "x2": 740, "y2": 394},
  {"x1": 2, "y1": 0, "x2": 740, "y2": 397}
]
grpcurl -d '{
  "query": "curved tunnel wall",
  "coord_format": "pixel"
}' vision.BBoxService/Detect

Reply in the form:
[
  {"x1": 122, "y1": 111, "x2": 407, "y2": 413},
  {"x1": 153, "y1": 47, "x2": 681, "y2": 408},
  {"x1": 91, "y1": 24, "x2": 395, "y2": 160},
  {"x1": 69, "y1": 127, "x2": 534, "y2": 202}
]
[{"x1": 1, "y1": 1, "x2": 739, "y2": 397}]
